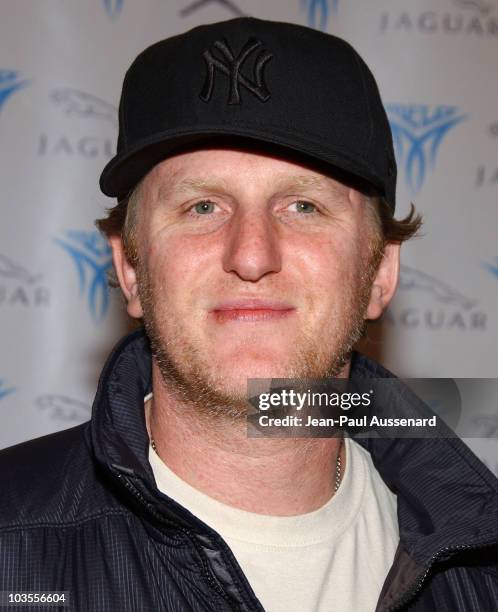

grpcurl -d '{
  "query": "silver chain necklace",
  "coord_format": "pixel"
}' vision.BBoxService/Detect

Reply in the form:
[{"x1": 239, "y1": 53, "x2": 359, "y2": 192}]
[{"x1": 150, "y1": 435, "x2": 344, "y2": 493}]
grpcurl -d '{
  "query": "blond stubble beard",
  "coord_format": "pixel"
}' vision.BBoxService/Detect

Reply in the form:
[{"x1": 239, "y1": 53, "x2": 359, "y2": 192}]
[{"x1": 136, "y1": 243, "x2": 383, "y2": 424}]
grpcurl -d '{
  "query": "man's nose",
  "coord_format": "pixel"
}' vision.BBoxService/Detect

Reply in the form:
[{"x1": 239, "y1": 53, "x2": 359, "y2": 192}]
[{"x1": 222, "y1": 211, "x2": 282, "y2": 281}]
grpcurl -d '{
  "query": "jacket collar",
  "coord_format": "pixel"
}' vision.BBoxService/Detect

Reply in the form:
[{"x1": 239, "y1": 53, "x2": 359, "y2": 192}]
[
  {"x1": 90, "y1": 328, "x2": 498, "y2": 572},
  {"x1": 348, "y1": 351, "x2": 498, "y2": 560}
]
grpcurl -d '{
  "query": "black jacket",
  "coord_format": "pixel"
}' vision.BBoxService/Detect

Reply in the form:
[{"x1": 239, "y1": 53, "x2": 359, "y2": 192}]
[{"x1": 1, "y1": 329, "x2": 497, "y2": 611}]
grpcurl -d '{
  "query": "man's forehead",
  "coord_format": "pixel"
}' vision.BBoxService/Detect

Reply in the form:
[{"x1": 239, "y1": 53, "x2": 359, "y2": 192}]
[{"x1": 146, "y1": 149, "x2": 354, "y2": 199}]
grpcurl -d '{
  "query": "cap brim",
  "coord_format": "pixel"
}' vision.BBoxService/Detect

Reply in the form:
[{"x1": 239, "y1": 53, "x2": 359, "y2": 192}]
[{"x1": 100, "y1": 126, "x2": 386, "y2": 199}]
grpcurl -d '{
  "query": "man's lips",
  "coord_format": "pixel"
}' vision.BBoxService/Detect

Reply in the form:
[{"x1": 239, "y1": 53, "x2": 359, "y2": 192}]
[{"x1": 210, "y1": 299, "x2": 296, "y2": 322}]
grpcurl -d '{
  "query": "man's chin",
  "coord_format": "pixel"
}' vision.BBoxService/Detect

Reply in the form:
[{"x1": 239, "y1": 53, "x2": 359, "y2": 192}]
[
  {"x1": 183, "y1": 358, "x2": 307, "y2": 400},
  {"x1": 206, "y1": 357, "x2": 302, "y2": 385}
]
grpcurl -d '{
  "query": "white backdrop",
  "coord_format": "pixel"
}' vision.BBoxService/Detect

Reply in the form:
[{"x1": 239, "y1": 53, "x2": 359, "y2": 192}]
[{"x1": 1, "y1": 0, "x2": 497, "y2": 473}]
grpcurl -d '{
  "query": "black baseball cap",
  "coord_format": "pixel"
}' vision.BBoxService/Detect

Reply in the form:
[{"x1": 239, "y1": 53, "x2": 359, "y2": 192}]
[{"x1": 100, "y1": 17, "x2": 397, "y2": 211}]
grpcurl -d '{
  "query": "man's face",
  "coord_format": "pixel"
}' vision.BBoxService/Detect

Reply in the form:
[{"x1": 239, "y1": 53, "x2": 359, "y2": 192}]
[{"x1": 125, "y1": 148, "x2": 385, "y2": 415}]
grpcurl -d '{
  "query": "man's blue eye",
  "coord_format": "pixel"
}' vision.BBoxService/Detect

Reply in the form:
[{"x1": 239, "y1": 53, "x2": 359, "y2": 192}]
[
  {"x1": 194, "y1": 201, "x2": 215, "y2": 214},
  {"x1": 293, "y1": 201, "x2": 316, "y2": 213}
]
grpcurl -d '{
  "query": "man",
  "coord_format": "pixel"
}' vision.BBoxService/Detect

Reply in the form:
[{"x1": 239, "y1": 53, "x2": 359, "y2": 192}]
[{"x1": 1, "y1": 17, "x2": 497, "y2": 612}]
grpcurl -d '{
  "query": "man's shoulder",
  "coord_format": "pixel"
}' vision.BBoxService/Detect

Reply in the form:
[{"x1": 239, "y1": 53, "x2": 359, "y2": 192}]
[{"x1": 0, "y1": 423, "x2": 124, "y2": 531}]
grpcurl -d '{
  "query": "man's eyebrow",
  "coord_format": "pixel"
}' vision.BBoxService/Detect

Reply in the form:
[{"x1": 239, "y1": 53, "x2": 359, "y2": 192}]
[
  {"x1": 272, "y1": 174, "x2": 348, "y2": 199},
  {"x1": 272, "y1": 174, "x2": 331, "y2": 191},
  {"x1": 157, "y1": 177, "x2": 230, "y2": 199}
]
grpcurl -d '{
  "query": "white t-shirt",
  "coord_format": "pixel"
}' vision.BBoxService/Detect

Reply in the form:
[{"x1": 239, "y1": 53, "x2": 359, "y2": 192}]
[{"x1": 147, "y1": 408, "x2": 399, "y2": 611}]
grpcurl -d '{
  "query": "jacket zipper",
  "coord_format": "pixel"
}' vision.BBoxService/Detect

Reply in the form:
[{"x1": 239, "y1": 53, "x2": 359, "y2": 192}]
[
  {"x1": 114, "y1": 471, "x2": 239, "y2": 608},
  {"x1": 388, "y1": 539, "x2": 498, "y2": 611}
]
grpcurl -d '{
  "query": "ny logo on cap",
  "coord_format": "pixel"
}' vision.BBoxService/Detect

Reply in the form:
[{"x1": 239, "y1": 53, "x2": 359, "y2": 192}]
[{"x1": 200, "y1": 37, "x2": 273, "y2": 105}]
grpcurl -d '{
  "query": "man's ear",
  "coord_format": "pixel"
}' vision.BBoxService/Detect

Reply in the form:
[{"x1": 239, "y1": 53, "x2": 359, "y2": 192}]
[
  {"x1": 365, "y1": 242, "x2": 400, "y2": 320},
  {"x1": 108, "y1": 235, "x2": 143, "y2": 319}
]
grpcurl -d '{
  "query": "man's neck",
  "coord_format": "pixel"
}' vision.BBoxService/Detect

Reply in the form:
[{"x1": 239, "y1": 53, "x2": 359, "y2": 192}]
[{"x1": 145, "y1": 364, "x2": 347, "y2": 516}]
